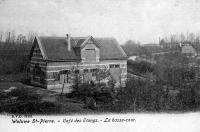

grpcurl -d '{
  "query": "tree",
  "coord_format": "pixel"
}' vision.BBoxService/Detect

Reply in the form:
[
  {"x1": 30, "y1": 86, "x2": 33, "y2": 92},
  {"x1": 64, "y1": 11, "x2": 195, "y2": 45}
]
[
  {"x1": 26, "y1": 31, "x2": 38, "y2": 44},
  {"x1": 187, "y1": 33, "x2": 195, "y2": 43},
  {"x1": 16, "y1": 34, "x2": 26, "y2": 44},
  {"x1": 0, "y1": 31, "x2": 3, "y2": 42},
  {"x1": 179, "y1": 33, "x2": 186, "y2": 43}
]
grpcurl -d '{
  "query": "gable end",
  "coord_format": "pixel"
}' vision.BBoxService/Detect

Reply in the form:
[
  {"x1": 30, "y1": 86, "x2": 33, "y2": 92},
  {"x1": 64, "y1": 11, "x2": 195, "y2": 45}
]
[{"x1": 29, "y1": 37, "x2": 47, "y2": 61}]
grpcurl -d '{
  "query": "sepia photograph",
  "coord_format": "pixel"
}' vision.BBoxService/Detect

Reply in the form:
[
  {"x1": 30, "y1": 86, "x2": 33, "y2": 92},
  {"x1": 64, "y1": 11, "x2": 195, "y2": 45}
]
[{"x1": 0, "y1": 0, "x2": 200, "y2": 131}]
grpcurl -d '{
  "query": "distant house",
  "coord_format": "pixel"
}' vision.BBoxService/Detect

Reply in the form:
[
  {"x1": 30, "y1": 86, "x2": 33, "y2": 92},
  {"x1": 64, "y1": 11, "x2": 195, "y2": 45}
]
[
  {"x1": 28, "y1": 34, "x2": 127, "y2": 92},
  {"x1": 128, "y1": 55, "x2": 156, "y2": 64},
  {"x1": 181, "y1": 43, "x2": 197, "y2": 57},
  {"x1": 128, "y1": 56, "x2": 137, "y2": 61}
]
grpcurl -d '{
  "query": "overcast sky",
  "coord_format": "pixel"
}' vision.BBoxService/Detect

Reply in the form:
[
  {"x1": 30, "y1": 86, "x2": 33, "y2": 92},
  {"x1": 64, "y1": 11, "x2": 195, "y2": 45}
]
[{"x1": 0, "y1": 0, "x2": 200, "y2": 44}]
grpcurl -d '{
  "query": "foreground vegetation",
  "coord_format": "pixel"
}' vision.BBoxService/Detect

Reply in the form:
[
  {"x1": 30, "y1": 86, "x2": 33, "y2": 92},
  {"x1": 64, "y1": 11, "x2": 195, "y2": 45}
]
[{"x1": 0, "y1": 31, "x2": 200, "y2": 114}]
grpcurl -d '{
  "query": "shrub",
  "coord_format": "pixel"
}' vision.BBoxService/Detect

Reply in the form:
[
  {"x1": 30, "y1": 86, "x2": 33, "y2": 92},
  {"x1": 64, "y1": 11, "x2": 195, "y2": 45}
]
[
  {"x1": 1, "y1": 87, "x2": 61, "y2": 114},
  {"x1": 128, "y1": 60, "x2": 155, "y2": 75},
  {"x1": 7, "y1": 87, "x2": 41, "y2": 101}
]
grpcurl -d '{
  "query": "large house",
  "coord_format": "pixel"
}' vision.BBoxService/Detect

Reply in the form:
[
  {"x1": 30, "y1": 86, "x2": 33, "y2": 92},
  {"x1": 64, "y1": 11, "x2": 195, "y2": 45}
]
[{"x1": 28, "y1": 34, "x2": 127, "y2": 93}]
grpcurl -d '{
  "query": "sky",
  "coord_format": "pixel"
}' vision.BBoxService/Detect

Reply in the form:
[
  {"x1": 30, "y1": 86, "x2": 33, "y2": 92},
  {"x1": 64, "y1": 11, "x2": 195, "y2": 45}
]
[{"x1": 0, "y1": 0, "x2": 200, "y2": 44}]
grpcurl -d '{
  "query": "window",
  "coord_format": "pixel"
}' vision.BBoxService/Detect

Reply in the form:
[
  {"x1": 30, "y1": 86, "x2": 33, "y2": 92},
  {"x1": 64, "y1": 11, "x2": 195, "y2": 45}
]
[
  {"x1": 47, "y1": 73, "x2": 53, "y2": 79},
  {"x1": 33, "y1": 63, "x2": 41, "y2": 81},
  {"x1": 40, "y1": 71, "x2": 45, "y2": 83},
  {"x1": 34, "y1": 64, "x2": 41, "y2": 75},
  {"x1": 110, "y1": 64, "x2": 115, "y2": 68},
  {"x1": 91, "y1": 68, "x2": 98, "y2": 72},
  {"x1": 84, "y1": 69, "x2": 89, "y2": 73},
  {"x1": 53, "y1": 72, "x2": 59, "y2": 81},
  {"x1": 59, "y1": 70, "x2": 71, "y2": 83},
  {"x1": 115, "y1": 64, "x2": 120, "y2": 68},
  {"x1": 109, "y1": 64, "x2": 120, "y2": 68},
  {"x1": 91, "y1": 68, "x2": 98, "y2": 76}
]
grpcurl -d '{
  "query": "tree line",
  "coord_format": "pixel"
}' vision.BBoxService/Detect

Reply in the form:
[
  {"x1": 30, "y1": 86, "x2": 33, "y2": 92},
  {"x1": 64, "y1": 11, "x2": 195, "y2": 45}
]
[{"x1": 0, "y1": 31, "x2": 37, "y2": 74}]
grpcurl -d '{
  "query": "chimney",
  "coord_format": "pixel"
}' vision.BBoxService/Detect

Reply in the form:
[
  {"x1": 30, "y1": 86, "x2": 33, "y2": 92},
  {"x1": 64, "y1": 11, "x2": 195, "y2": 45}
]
[{"x1": 66, "y1": 34, "x2": 71, "y2": 51}]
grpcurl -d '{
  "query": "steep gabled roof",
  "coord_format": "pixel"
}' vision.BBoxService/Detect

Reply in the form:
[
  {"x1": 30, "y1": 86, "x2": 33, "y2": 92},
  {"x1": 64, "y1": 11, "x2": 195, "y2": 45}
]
[
  {"x1": 31, "y1": 36, "x2": 127, "y2": 61},
  {"x1": 79, "y1": 36, "x2": 101, "y2": 49},
  {"x1": 38, "y1": 36, "x2": 79, "y2": 61},
  {"x1": 95, "y1": 38, "x2": 127, "y2": 60}
]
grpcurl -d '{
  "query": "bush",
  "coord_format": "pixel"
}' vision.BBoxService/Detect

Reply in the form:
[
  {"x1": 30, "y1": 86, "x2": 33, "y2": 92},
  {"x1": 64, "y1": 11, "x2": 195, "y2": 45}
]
[
  {"x1": 0, "y1": 42, "x2": 31, "y2": 75},
  {"x1": 128, "y1": 60, "x2": 155, "y2": 75},
  {"x1": 70, "y1": 83, "x2": 95, "y2": 98},
  {"x1": 7, "y1": 87, "x2": 41, "y2": 101},
  {"x1": 1, "y1": 87, "x2": 61, "y2": 114}
]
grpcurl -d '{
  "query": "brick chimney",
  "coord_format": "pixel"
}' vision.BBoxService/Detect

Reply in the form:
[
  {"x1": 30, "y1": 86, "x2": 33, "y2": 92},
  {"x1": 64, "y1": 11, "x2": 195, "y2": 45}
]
[{"x1": 66, "y1": 34, "x2": 71, "y2": 51}]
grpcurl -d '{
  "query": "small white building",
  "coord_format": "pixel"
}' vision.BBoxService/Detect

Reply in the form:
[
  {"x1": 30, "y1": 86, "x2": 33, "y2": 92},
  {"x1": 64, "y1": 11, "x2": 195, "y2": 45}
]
[{"x1": 181, "y1": 43, "x2": 197, "y2": 57}]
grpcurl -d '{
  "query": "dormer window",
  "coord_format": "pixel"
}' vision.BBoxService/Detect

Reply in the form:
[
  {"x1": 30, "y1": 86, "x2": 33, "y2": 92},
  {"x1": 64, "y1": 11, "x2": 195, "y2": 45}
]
[
  {"x1": 82, "y1": 45, "x2": 100, "y2": 62},
  {"x1": 80, "y1": 37, "x2": 100, "y2": 62}
]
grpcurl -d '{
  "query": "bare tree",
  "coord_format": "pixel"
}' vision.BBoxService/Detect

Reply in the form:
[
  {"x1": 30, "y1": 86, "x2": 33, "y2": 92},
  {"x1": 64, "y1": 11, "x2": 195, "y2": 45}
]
[
  {"x1": 5, "y1": 31, "x2": 11, "y2": 43},
  {"x1": 27, "y1": 31, "x2": 38, "y2": 44},
  {"x1": 179, "y1": 33, "x2": 185, "y2": 43},
  {"x1": 10, "y1": 31, "x2": 16, "y2": 44},
  {"x1": 188, "y1": 33, "x2": 195, "y2": 43},
  {"x1": 0, "y1": 31, "x2": 3, "y2": 42},
  {"x1": 16, "y1": 34, "x2": 26, "y2": 44}
]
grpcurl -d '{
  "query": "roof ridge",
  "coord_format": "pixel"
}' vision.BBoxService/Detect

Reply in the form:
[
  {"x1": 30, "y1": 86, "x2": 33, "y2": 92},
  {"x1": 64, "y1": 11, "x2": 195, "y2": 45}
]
[
  {"x1": 38, "y1": 36, "x2": 89, "y2": 40},
  {"x1": 95, "y1": 37, "x2": 116, "y2": 40},
  {"x1": 38, "y1": 36, "x2": 65, "y2": 39}
]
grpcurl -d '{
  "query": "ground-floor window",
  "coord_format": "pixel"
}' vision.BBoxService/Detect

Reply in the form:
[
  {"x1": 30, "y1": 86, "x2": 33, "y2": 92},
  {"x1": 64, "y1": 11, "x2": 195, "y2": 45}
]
[
  {"x1": 59, "y1": 70, "x2": 72, "y2": 84},
  {"x1": 109, "y1": 64, "x2": 120, "y2": 68},
  {"x1": 84, "y1": 69, "x2": 89, "y2": 73}
]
